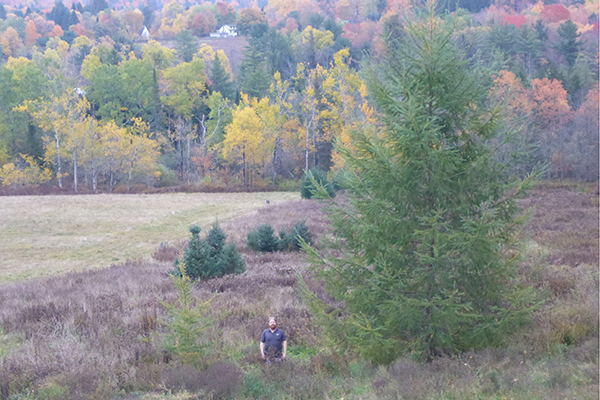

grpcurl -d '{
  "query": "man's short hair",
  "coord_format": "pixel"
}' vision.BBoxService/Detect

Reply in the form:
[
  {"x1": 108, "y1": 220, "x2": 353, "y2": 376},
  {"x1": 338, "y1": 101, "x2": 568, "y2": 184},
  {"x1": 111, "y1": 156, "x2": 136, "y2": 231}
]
[{"x1": 268, "y1": 317, "x2": 277, "y2": 323}]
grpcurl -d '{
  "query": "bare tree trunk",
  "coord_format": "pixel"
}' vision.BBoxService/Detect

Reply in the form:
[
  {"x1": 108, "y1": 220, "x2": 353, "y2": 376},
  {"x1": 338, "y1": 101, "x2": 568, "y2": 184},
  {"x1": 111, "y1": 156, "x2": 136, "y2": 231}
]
[
  {"x1": 73, "y1": 151, "x2": 78, "y2": 193},
  {"x1": 305, "y1": 126, "x2": 309, "y2": 171},
  {"x1": 272, "y1": 137, "x2": 281, "y2": 184},
  {"x1": 54, "y1": 129, "x2": 62, "y2": 188},
  {"x1": 312, "y1": 130, "x2": 317, "y2": 168},
  {"x1": 186, "y1": 132, "x2": 191, "y2": 184},
  {"x1": 89, "y1": 118, "x2": 97, "y2": 192},
  {"x1": 243, "y1": 146, "x2": 247, "y2": 188},
  {"x1": 127, "y1": 168, "x2": 132, "y2": 192}
]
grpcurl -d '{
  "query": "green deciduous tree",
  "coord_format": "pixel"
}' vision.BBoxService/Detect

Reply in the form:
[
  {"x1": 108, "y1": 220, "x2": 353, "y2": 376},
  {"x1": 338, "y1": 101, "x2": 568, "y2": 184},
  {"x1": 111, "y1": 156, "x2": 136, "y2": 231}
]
[
  {"x1": 302, "y1": 5, "x2": 536, "y2": 364},
  {"x1": 0, "y1": 58, "x2": 49, "y2": 164},
  {"x1": 162, "y1": 56, "x2": 207, "y2": 182}
]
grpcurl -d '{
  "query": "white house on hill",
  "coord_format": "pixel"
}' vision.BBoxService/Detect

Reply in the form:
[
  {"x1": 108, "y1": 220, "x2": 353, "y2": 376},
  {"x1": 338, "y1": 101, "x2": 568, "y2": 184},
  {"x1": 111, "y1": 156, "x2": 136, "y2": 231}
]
[
  {"x1": 210, "y1": 25, "x2": 237, "y2": 38},
  {"x1": 140, "y1": 26, "x2": 150, "y2": 40}
]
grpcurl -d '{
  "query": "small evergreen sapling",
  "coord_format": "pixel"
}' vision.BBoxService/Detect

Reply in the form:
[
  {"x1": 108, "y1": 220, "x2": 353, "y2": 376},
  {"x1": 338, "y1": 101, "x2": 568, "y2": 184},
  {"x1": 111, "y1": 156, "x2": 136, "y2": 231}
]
[
  {"x1": 175, "y1": 222, "x2": 245, "y2": 280},
  {"x1": 289, "y1": 220, "x2": 313, "y2": 251},
  {"x1": 246, "y1": 221, "x2": 314, "y2": 252},
  {"x1": 246, "y1": 224, "x2": 281, "y2": 252},
  {"x1": 161, "y1": 265, "x2": 212, "y2": 365}
]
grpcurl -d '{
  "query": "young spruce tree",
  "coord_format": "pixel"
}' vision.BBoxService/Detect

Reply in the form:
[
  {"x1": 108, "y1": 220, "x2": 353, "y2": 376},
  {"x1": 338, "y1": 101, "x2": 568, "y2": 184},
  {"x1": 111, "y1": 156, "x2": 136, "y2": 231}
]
[{"x1": 303, "y1": 3, "x2": 536, "y2": 363}]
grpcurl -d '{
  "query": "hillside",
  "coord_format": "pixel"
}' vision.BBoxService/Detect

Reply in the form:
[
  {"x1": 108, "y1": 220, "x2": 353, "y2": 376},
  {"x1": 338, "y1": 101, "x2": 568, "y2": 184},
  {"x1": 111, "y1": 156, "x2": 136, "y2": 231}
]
[
  {"x1": 0, "y1": 182, "x2": 597, "y2": 399},
  {"x1": 0, "y1": 1, "x2": 597, "y2": 194}
]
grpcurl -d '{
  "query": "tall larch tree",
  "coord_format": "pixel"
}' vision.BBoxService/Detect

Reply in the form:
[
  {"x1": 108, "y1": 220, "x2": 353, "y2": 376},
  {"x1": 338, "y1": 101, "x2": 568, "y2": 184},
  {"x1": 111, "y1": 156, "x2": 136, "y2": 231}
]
[{"x1": 302, "y1": 2, "x2": 536, "y2": 364}]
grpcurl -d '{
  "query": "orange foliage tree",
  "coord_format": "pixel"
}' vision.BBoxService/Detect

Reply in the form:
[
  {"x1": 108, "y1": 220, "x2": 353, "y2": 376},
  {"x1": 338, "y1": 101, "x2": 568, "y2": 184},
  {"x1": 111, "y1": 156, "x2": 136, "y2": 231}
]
[
  {"x1": 25, "y1": 20, "x2": 41, "y2": 46},
  {"x1": 529, "y1": 78, "x2": 571, "y2": 132},
  {"x1": 237, "y1": 8, "x2": 266, "y2": 35},
  {"x1": 491, "y1": 71, "x2": 577, "y2": 178},
  {"x1": 49, "y1": 24, "x2": 64, "y2": 37}
]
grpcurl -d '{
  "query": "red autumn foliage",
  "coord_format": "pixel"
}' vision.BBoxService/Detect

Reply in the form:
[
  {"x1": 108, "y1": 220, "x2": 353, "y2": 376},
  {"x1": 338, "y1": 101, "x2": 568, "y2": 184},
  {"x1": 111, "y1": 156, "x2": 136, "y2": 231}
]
[
  {"x1": 216, "y1": 2, "x2": 230, "y2": 16},
  {"x1": 190, "y1": 12, "x2": 217, "y2": 36},
  {"x1": 342, "y1": 21, "x2": 377, "y2": 49},
  {"x1": 503, "y1": 14, "x2": 526, "y2": 28},
  {"x1": 283, "y1": 17, "x2": 299, "y2": 34},
  {"x1": 71, "y1": 23, "x2": 88, "y2": 37},
  {"x1": 49, "y1": 24, "x2": 64, "y2": 37},
  {"x1": 540, "y1": 4, "x2": 570, "y2": 24}
]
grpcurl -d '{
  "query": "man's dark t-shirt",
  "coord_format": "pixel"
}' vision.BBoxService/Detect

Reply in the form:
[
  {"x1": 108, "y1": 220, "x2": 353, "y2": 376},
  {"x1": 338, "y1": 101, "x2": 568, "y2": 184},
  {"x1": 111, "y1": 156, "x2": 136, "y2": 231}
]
[{"x1": 261, "y1": 328, "x2": 286, "y2": 356}]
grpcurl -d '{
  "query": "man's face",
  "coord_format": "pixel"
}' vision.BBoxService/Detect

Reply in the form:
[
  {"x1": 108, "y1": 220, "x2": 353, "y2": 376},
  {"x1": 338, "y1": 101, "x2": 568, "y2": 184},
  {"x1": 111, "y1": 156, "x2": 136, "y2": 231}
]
[{"x1": 269, "y1": 319, "x2": 277, "y2": 330}]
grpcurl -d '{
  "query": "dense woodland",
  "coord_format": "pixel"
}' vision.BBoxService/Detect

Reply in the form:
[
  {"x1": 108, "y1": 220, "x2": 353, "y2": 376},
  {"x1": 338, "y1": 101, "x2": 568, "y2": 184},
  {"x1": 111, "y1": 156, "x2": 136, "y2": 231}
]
[{"x1": 0, "y1": 0, "x2": 598, "y2": 192}]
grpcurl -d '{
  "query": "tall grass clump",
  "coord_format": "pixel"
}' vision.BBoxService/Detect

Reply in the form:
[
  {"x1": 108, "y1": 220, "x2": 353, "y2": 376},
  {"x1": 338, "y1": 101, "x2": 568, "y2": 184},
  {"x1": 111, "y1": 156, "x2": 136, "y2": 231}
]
[{"x1": 174, "y1": 222, "x2": 245, "y2": 280}]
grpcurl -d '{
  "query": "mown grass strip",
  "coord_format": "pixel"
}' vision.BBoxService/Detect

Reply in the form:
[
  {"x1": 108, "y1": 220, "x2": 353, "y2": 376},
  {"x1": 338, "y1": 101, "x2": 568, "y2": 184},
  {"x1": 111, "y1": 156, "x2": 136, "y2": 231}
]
[{"x1": 0, "y1": 192, "x2": 298, "y2": 282}]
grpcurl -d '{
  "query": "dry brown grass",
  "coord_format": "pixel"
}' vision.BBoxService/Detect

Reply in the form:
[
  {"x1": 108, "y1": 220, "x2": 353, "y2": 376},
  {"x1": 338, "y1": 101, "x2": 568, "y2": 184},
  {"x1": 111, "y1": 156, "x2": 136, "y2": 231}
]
[
  {"x1": 0, "y1": 196, "x2": 330, "y2": 399},
  {"x1": 514, "y1": 182, "x2": 599, "y2": 357},
  {"x1": 520, "y1": 182, "x2": 599, "y2": 267}
]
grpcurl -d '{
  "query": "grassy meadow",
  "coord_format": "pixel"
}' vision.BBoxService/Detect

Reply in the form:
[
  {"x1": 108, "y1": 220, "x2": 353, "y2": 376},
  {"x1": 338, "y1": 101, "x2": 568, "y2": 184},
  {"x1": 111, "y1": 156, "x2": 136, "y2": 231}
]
[
  {"x1": 0, "y1": 192, "x2": 298, "y2": 282},
  {"x1": 0, "y1": 183, "x2": 598, "y2": 400}
]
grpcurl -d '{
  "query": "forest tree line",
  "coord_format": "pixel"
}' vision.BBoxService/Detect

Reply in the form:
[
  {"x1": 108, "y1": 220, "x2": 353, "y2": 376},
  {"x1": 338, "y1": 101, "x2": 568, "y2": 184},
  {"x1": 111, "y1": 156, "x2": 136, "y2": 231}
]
[{"x1": 0, "y1": 0, "x2": 598, "y2": 191}]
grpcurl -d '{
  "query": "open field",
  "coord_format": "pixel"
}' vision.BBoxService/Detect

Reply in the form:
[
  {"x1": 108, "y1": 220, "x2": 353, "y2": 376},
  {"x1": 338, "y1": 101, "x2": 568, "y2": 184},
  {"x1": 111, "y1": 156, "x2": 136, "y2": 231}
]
[
  {"x1": 0, "y1": 192, "x2": 298, "y2": 282},
  {"x1": 0, "y1": 183, "x2": 597, "y2": 399}
]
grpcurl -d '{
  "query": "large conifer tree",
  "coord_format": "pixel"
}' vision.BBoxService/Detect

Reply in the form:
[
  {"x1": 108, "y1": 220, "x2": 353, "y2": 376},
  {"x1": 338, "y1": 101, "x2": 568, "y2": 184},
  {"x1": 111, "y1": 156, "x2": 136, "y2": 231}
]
[
  {"x1": 209, "y1": 56, "x2": 235, "y2": 101},
  {"x1": 304, "y1": 4, "x2": 535, "y2": 363}
]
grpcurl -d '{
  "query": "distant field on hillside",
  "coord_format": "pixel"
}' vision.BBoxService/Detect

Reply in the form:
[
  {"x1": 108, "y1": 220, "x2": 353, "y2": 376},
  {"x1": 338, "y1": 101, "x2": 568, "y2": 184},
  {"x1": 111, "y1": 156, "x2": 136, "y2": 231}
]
[{"x1": 0, "y1": 192, "x2": 298, "y2": 282}]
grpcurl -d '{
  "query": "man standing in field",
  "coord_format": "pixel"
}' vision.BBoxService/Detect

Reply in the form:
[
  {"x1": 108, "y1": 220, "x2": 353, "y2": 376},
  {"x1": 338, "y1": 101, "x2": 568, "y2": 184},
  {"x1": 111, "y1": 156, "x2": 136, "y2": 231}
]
[{"x1": 260, "y1": 317, "x2": 287, "y2": 362}]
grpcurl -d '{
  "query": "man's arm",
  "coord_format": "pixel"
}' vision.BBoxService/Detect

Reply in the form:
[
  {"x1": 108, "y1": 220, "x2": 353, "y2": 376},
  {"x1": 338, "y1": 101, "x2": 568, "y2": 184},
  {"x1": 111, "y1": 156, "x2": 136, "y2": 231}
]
[
  {"x1": 260, "y1": 341, "x2": 265, "y2": 359},
  {"x1": 282, "y1": 340, "x2": 287, "y2": 360}
]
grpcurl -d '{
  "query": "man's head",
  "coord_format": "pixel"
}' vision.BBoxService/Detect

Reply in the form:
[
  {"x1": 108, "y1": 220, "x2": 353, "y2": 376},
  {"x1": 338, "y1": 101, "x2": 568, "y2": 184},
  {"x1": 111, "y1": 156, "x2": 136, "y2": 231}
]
[{"x1": 268, "y1": 317, "x2": 277, "y2": 330}]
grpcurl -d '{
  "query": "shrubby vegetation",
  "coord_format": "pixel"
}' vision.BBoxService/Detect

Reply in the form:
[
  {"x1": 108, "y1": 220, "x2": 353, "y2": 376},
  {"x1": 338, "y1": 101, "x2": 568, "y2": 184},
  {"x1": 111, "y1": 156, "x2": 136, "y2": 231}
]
[
  {"x1": 247, "y1": 220, "x2": 313, "y2": 252},
  {"x1": 174, "y1": 222, "x2": 245, "y2": 280},
  {"x1": 0, "y1": 184, "x2": 597, "y2": 399}
]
